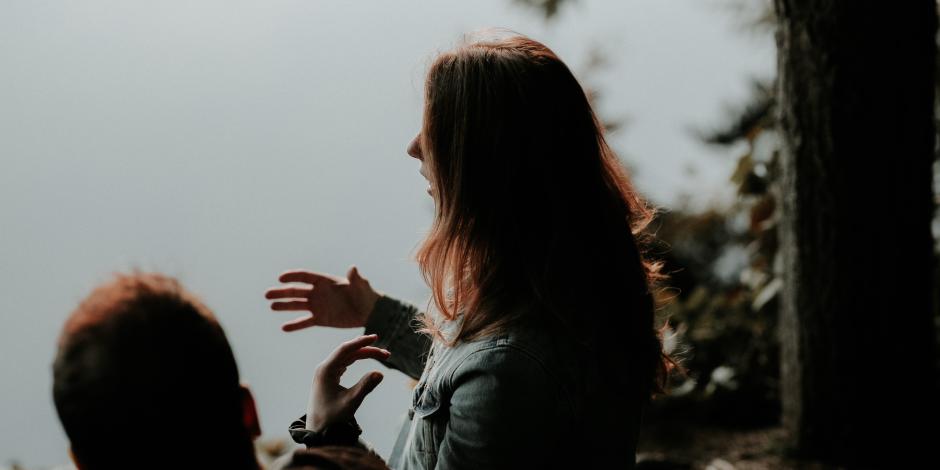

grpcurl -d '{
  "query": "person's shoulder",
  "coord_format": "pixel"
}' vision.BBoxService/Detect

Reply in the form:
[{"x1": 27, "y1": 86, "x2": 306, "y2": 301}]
[{"x1": 446, "y1": 321, "x2": 565, "y2": 386}]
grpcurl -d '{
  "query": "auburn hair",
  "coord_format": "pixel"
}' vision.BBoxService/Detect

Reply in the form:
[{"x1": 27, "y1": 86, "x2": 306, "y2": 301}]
[{"x1": 413, "y1": 32, "x2": 676, "y2": 397}]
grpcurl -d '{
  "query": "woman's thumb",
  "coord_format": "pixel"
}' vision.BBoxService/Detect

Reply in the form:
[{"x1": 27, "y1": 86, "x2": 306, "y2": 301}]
[
  {"x1": 347, "y1": 371, "x2": 383, "y2": 409},
  {"x1": 347, "y1": 265, "x2": 363, "y2": 283}
]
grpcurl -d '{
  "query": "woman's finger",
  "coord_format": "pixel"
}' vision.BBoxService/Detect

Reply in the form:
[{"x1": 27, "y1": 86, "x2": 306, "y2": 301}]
[
  {"x1": 270, "y1": 301, "x2": 310, "y2": 311},
  {"x1": 345, "y1": 371, "x2": 384, "y2": 410},
  {"x1": 342, "y1": 346, "x2": 391, "y2": 365},
  {"x1": 279, "y1": 270, "x2": 332, "y2": 285},
  {"x1": 282, "y1": 316, "x2": 317, "y2": 332},
  {"x1": 327, "y1": 335, "x2": 380, "y2": 364},
  {"x1": 265, "y1": 287, "x2": 313, "y2": 300},
  {"x1": 323, "y1": 347, "x2": 391, "y2": 377},
  {"x1": 320, "y1": 344, "x2": 389, "y2": 378}
]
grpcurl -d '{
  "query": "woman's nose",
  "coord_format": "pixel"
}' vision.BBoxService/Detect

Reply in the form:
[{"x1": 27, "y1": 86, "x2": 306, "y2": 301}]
[{"x1": 406, "y1": 134, "x2": 422, "y2": 161}]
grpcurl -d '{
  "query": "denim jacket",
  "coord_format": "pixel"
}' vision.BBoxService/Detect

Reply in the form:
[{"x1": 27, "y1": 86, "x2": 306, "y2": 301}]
[{"x1": 363, "y1": 294, "x2": 642, "y2": 470}]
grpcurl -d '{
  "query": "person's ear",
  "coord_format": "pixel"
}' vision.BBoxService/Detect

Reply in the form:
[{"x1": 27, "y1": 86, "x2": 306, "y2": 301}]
[
  {"x1": 240, "y1": 384, "x2": 262, "y2": 440},
  {"x1": 68, "y1": 447, "x2": 84, "y2": 470}
]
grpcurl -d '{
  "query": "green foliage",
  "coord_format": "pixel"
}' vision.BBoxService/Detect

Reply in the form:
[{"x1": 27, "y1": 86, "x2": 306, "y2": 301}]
[{"x1": 650, "y1": 82, "x2": 782, "y2": 427}]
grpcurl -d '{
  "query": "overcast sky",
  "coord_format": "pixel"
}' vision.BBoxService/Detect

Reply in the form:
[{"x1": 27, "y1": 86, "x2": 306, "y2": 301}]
[{"x1": 0, "y1": 0, "x2": 774, "y2": 465}]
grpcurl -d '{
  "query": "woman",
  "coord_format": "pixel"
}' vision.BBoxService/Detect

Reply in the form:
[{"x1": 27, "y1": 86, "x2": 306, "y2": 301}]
[{"x1": 266, "y1": 32, "x2": 674, "y2": 469}]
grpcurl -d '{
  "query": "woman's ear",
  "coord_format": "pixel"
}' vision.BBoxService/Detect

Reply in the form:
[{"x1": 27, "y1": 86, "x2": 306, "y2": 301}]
[
  {"x1": 240, "y1": 384, "x2": 262, "y2": 440},
  {"x1": 68, "y1": 447, "x2": 84, "y2": 470}
]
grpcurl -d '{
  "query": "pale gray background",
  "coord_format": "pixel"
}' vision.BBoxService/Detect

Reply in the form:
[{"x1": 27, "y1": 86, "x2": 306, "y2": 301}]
[{"x1": 0, "y1": 0, "x2": 772, "y2": 466}]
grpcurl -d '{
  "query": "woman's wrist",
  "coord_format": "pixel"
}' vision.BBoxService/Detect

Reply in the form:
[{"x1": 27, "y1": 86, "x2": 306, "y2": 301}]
[
  {"x1": 359, "y1": 288, "x2": 382, "y2": 326},
  {"x1": 305, "y1": 385, "x2": 326, "y2": 432},
  {"x1": 290, "y1": 414, "x2": 362, "y2": 448}
]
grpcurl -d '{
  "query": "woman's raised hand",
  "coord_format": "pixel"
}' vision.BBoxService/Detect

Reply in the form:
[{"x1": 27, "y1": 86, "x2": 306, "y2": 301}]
[
  {"x1": 306, "y1": 334, "x2": 389, "y2": 432},
  {"x1": 265, "y1": 265, "x2": 381, "y2": 332}
]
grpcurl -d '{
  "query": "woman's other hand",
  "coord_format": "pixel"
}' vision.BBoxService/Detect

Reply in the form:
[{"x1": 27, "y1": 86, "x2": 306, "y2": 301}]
[
  {"x1": 307, "y1": 334, "x2": 389, "y2": 432},
  {"x1": 265, "y1": 266, "x2": 381, "y2": 332}
]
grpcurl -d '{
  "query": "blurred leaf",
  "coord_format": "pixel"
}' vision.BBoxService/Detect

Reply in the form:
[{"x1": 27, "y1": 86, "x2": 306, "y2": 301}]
[
  {"x1": 713, "y1": 0, "x2": 776, "y2": 35},
  {"x1": 730, "y1": 154, "x2": 754, "y2": 186},
  {"x1": 749, "y1": 195, "x2": 775, "y2": 232},
  {"x1": 696, "y1": 80, "x2": 775, "y2": 146},
  {"x1": 512, "y1": 0, "x2": 573, "y2": 19},
  {"x1": 752, "y1": 278, "x2": 782, "y2": 312}
]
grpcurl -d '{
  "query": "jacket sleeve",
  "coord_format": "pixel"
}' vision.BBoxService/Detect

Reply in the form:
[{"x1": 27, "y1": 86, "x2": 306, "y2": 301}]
[
  {"x1": 434, "y1": 345, "x2": 563, "y2": 470},
  {"x1": 279, "y1": 415, "x2": 389, "y2": 470},
  {"x1": 363, "y1": 293, "x2": 432, "y2": 381}
]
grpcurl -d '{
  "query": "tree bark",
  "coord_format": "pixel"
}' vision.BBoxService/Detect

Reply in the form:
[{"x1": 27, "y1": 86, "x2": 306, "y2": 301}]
[{"x1": 774, "y1": 0, "x2": 939, "y2": 467}]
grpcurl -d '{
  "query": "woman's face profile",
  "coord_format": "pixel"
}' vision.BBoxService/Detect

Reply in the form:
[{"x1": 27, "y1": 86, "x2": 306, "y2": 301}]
[{"x1": 407, "y1": 133, "x2": 434, "y2": 197}]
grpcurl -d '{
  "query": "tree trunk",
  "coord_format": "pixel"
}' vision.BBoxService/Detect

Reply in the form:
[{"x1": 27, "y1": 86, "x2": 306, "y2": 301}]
[{"x1": 774, "y1": 0, "x2": 940, "y2": 467}]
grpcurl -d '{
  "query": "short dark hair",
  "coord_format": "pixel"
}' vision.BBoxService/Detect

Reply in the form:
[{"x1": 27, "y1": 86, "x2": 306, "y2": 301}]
[
  {"x1": 281, "y1": 447, "x2": 389, "y2": 470},
  {"x1": 52, "y1": 272, "x2": 256, "y2": 469}
]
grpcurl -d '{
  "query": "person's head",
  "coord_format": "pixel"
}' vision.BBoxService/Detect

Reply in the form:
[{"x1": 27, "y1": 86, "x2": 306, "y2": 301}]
[
  {"x1": 408, "y1": 31, "x2": 676, "y2": 398},
  {"x1": 52, "y1": 272, "x2": 260, "y2": 469},
  {"x1": 281, "y1": 447, "x2": 389, "y2": 470}
]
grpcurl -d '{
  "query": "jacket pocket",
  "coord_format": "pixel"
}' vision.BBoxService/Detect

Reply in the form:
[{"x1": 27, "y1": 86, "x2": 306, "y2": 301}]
[
  {"x1": 413, "y1": 385, "x2": 442, "y2": 418},
  {"x1": 410, "y1": 382, "x2": 445, "y2": 455}
]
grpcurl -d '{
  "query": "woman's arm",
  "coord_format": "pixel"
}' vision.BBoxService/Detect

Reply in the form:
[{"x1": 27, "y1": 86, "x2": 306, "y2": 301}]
[
  {"x1": 363, "y1": 294, "x2": 432, "y2": 381},
  {"x1": 265, "y1": 267, "x2": 432, "y2": 381}
]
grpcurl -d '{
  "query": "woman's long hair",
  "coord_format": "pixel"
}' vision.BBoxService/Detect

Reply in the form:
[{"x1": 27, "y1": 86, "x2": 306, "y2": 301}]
[{"x1": 414, "y1": 32, "x2": 675, "y2": 398}]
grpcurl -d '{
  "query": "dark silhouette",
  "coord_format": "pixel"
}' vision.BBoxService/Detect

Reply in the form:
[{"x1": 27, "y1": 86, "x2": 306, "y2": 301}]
[
  {"x1": 53, "y1": 272, "x2": 390, "y2": 470},
  {"x1": 279, "y1": 446, "x2": 388, "y2": 470},
  {"x1": 52, "y1": 273, "x2": 261, "y2": 469},
  {"x1": 774, "y1": 0, "x2": 940, "y2": 467},
  {"x1": 266, "y1": 31, "x2": 679, "y2": 469}
]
